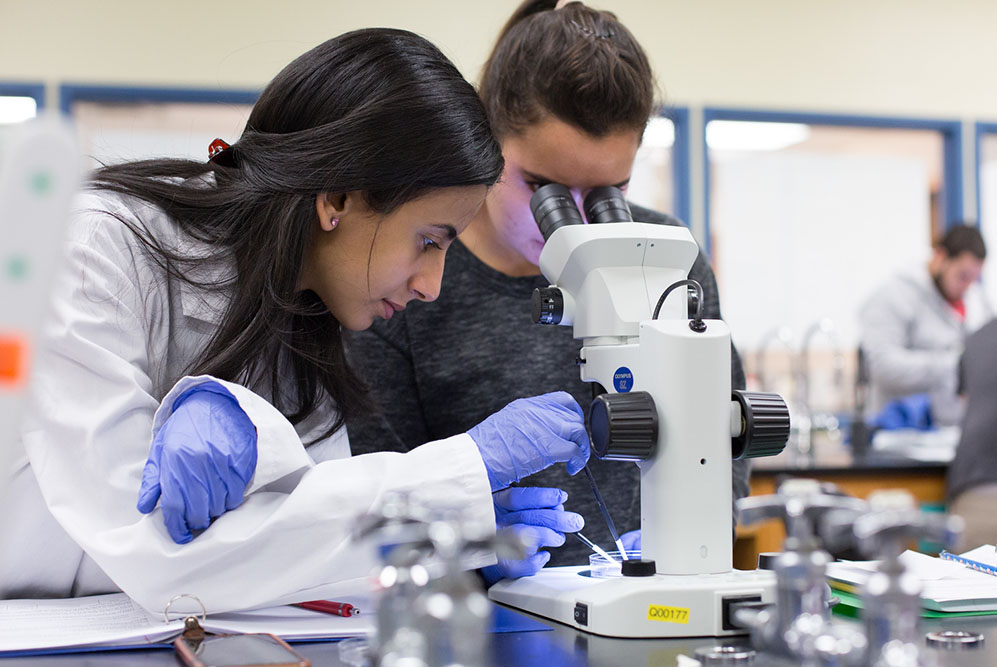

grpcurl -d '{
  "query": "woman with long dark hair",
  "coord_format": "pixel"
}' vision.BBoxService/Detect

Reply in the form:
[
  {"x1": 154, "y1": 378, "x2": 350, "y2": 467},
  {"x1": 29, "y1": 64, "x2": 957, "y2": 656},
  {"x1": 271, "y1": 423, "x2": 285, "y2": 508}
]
[
  {"x1": 3, "y1": 28, "x2": 589, "y2": 613},
  {"x1": 134, "y1": 1, "x2": 750, "y2": 585}
]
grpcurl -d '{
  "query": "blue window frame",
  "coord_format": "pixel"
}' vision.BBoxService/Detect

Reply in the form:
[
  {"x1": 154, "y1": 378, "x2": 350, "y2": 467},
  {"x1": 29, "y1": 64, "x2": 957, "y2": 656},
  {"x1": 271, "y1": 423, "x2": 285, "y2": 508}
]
[
  {"x1": 58, "y1": 85, "x2": 258, "y2": 114},
  {"x1": 701, "y1": 108, "x2": 964, "y2": 257},
  {"x1": 58, "y1": 84, "x2": 260, "y2": 167},
  {"x1": 975, "y1": 122, "x2": 997, "y2": 227},
  {"x1": 668, "y1": 106, "x2": 691, "y2": 225}
]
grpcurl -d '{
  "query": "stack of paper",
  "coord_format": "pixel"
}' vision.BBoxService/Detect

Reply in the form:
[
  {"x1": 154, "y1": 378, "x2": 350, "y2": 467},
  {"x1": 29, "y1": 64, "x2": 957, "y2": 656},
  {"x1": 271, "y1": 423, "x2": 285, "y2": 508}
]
[
  {"x1": 870, "y1": 426, "x2": 960, "y2": 462},
  {"x1": 826, "y1": 546, "x2": 997, "y2": 614},
  {"x1": 0, "y1": 593, "x2": 373, "y2": 656},
  {"x1": 0, "y1": 592, "x2": 552, "y2": 656}
]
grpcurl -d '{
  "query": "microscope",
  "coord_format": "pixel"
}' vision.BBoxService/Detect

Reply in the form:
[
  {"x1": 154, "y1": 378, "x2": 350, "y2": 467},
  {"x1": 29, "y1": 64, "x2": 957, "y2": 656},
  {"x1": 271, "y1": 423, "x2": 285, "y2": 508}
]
[{"x1": 488, "y1": 184, "x2": 790, "y2": 638}]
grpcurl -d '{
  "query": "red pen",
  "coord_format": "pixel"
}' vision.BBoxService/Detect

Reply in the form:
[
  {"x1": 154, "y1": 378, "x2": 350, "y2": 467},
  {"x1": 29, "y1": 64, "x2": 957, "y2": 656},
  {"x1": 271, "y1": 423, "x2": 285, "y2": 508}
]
[{"x1": 295, "y1": 600, "x2": 360, "y2": 617}]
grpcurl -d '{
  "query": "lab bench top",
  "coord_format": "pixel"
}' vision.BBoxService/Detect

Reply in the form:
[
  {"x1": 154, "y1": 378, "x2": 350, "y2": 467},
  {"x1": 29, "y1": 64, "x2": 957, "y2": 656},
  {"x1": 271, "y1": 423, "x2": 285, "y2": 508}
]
[
  {"x1": 749, "y1": 431, "x2": 951, "y2": 476},
  {"x1": 3, "y1": 605, "x2": 996, "y2": 666},
  {"x1": 746, "y1": 438, "x2": 949, "y2": 506}
]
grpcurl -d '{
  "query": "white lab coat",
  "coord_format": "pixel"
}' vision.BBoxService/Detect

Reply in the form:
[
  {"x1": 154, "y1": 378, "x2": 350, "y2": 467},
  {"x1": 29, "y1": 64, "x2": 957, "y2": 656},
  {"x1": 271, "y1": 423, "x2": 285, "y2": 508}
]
[
  {"x1": 858, "y1": 268, "x2": 993, "y2": 426},
  {"x1": 0, "y1": 189, "x2": 494, "y2": 614}
]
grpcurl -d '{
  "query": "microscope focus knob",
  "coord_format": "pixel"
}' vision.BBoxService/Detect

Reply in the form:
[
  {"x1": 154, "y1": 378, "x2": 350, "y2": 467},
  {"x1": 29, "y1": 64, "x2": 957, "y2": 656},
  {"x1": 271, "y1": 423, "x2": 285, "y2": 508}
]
[
  {"x1": 588, "y1": 391, "x2": 658, "y2": 461},
  {"x1": 731, "y1": 390, "x2": 790, "y2": 460},
  {"x1": 531, "y1": 287, "x2": 564, "y2": 325}
]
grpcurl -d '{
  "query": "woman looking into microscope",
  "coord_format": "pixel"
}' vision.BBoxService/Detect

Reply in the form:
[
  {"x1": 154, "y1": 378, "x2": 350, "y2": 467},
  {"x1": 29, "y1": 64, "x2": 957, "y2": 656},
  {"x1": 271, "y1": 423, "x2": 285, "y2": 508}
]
[
  {"x1": 4, "y1": 28, "x2": 589, "y2": 614},
  {"x1": 345, "y1": 0, "x2": 751, "y2": 581}
]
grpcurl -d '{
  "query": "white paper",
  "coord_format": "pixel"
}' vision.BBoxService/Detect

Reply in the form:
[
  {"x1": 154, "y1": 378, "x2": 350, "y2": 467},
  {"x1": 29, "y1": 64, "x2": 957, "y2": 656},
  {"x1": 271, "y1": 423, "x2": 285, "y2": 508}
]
[
  {"x1": 0, "y1": 594, "x2": 181, "y2": 651},
  {"x1": 0, "y1": 593, "x2": 373, "y2": 654},
  {"x1": 827, "y1": 548, "x2": 997, "y2": 612},
  {"x1": 830, "y1": 551, "x2": 989, "y2": 581},
  {"x1": 960, "y1": 545, "x2": 997, "y2": 568}
]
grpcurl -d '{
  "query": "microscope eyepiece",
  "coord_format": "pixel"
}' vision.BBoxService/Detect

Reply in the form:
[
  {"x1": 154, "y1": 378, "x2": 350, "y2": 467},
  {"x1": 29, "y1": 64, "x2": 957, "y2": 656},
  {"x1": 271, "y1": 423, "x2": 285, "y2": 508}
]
[
  {"x1": 583, "y1": 186, "x2": 632, "y2": 224},
  {"x1": 530, "y1": 183, "x2": 584, "y2": 241}
]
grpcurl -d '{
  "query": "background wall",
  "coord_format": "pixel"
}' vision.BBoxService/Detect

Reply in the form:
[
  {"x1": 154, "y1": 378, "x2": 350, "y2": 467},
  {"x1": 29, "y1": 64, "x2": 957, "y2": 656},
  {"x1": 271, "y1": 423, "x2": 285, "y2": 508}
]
[
  {"x1": 4, "y1": 0, "x2": 997, "y2": 118},
  {"x1": 4, "y1": 0, "x2": 997, "y2": 234},
  {"x1": 4, "y1": 0, "x2": 994, "y2": 431}
]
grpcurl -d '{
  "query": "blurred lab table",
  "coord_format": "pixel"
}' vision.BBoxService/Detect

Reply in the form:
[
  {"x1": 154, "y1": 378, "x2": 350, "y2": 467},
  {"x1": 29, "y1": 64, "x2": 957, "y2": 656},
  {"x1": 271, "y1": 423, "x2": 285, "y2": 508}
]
[
  {"x1": 2, "y1": 604, "x2": 996, "y2": 666},
  {"x1": 733, "y1": 430, "x2": 950, "y2": 568}
]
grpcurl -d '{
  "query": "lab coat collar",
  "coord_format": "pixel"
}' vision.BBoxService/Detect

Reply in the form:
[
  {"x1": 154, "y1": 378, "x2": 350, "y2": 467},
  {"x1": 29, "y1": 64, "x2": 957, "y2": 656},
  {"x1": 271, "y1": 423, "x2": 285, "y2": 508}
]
[
  {"x1": 148, "y1": 171, "x2": 233, "y2": 326},
  {"x1": 176, "y1": 235, "x2": 236, "y2": 326}
]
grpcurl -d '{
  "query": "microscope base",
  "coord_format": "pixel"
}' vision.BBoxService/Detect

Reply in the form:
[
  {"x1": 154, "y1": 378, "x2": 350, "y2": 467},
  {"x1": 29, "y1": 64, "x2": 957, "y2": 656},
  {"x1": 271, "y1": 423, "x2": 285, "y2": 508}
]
[{"x1": 488, "y1": 566, "x2": 776, "y2": 638}]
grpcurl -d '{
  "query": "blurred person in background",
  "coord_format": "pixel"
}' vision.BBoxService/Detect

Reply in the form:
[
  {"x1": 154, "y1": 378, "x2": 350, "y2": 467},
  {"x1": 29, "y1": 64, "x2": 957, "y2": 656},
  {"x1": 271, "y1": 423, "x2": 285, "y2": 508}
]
[{"x1": 859, "y1": 224, "x2": 991, "y2": 429}]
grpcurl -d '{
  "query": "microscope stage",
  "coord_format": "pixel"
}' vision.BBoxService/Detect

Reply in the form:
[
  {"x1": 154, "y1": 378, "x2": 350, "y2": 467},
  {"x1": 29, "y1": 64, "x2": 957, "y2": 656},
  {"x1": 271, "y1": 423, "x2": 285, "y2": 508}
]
[{"x1": 488, "y1": 566, "x2": 776, "y2": 638}]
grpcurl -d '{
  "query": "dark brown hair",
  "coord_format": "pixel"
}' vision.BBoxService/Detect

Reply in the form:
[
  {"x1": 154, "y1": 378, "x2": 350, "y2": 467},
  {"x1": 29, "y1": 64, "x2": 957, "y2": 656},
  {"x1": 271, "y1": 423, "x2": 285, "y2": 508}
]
[
  {"x1": 938, "y1": 224, "x2": 986, "y2": 260},
  {"x1": 479, "y1": 0, "x2": 654, "y2": 139},
  {"x1": 90, "y1": 29, "x2": 504, "y2": 440}
]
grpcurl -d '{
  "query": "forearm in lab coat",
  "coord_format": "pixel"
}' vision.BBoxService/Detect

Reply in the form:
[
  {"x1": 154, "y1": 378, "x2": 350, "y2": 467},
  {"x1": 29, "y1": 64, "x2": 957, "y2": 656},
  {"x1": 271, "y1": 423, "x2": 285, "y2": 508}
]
[
  {"x1": 25, "y1": 217, "x2": 494, "y2": 614},
  {"x1": 28, "y1": 322, "x2": 495, "y2": 614},
  {"x1": 33, "y1": 389, "x2": 494, "y2": 615}
]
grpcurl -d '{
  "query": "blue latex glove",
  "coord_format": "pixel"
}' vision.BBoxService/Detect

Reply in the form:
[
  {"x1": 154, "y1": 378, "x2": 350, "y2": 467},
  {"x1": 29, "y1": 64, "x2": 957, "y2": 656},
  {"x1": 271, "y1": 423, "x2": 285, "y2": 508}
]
[
  {"x1": 620, "y1": 529, "x2": 641, "y2": 552},
  {"x1": 468, "y1": 392, "x2": 590, "y2": 492},
  {"x1": 137, "y1": 382, "x2": 258, "y2": 544},
  {"x1": 872, "y1": 393, "x2": 933, "y2": 431},
  {"x1": 482, "y1": 487, "x2": 583, "y2": 586}
]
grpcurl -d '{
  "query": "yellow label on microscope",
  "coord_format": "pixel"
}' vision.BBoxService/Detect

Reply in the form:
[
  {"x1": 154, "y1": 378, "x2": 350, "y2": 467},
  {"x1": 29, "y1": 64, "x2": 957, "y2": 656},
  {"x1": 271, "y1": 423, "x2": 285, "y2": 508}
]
[{"x1": 647, "y1": 604, "x2": 690, "y2": 624}]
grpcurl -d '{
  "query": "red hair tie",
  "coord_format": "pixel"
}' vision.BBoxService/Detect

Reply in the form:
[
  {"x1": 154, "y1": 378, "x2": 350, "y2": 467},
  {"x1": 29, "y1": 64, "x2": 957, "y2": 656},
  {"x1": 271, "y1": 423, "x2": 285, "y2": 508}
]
[{"x1": 207, "y1": 138, "x2": 232, "y2": 163}]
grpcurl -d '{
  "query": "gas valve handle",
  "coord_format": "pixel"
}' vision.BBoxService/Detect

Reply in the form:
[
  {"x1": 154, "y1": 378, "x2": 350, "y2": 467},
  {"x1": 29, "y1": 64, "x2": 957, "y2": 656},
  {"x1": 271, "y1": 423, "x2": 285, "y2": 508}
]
[
  {"x1": 850, "y1": 491, "x2": 963, "y2": 559},
  {"x1": 738, "y1": 479, "x2": 867, "y2": 543}
]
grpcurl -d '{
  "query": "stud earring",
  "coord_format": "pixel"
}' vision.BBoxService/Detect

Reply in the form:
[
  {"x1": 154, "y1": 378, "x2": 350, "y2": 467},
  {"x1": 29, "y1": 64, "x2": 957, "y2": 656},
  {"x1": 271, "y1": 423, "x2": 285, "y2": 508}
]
[{"x1": 330, "y1": 217, "x2": 339, "y2": 229}]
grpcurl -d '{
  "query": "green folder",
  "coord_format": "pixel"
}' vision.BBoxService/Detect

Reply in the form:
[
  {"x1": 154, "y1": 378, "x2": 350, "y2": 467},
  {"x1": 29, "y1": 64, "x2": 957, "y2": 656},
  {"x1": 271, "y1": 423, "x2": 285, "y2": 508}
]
[{"x1": 831, "y1": 588, "x2": 997, "y2": 619}]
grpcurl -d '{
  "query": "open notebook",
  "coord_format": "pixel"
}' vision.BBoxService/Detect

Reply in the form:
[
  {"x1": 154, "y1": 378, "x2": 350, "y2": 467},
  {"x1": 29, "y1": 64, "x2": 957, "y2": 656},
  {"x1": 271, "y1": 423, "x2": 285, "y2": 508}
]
[
  {"x1": 0, "y1": 590, "x2": 551, "y2": 656},
  {"x1": 826, "y1": 545, "x2": 997, "y2": 613},
  {"x1": 0, "y1": 593, "x2": 372, "y2": 655}
]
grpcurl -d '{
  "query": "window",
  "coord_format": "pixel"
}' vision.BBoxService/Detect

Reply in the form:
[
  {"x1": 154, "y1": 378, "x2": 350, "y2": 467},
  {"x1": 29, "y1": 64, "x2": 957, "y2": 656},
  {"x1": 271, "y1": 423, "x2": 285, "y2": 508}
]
[
  {"x1": 704, "y1": 109, "x2": 960, "y2": 424},
  {"x1": 976, "y1": 123, "x2": 997, "y2": 306},
  {"x1": 0, "y1": 84, "x2": 44, "y2": 153},
  {"x1": 60, "y1": 86, "x2": 257, "y2": 168},
  {"x1": 627, "y1": 108, "x2": 689, "y2": 224}
]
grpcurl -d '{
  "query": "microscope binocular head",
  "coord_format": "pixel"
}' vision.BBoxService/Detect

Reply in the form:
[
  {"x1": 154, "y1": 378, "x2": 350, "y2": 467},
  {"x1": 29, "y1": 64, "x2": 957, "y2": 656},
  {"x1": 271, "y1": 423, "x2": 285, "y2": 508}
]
[{"x1": 529, "y1": 183, "x2": 633, "y2": 240}]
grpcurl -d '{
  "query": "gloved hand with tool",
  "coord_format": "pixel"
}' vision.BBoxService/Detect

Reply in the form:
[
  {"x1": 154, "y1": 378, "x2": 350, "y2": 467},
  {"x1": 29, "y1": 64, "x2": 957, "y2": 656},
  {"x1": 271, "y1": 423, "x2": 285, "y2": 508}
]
[
  {"x1": 482, "y1": 487, "x2": 584, "y2": 586},
  {"x1": 137, "y1": 382, "x2": 257, "y2": 544},
  {"x1": 468, "y1": 391, "x2": 590, "y2": 492}
]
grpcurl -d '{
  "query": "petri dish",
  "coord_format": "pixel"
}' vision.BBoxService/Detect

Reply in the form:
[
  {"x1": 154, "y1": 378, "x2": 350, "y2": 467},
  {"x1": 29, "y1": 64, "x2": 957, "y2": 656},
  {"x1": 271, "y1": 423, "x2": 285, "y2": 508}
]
[{"x1": 589, "y1": 550, "x2": 642, "y2": 578}]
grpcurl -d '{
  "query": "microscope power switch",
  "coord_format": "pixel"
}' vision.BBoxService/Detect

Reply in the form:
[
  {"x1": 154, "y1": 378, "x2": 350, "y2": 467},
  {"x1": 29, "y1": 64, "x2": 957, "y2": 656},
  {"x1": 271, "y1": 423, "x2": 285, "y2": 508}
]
[{"x1": 588, "y1": 391, "x2": 658, "y2": 461}]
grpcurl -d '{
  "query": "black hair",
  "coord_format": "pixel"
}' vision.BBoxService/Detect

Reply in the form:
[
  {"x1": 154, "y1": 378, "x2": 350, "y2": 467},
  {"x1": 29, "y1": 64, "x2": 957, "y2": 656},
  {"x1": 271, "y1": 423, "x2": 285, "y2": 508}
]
[
  {"x1": 938, "y1": 224, "x2": 987, "y2": 261},
  {"x1": 90, "y1": 28, "x2": 504, "y2": 440},
  {"x1": 479, "y1": 0, "x2": 654, "y2": 139}
]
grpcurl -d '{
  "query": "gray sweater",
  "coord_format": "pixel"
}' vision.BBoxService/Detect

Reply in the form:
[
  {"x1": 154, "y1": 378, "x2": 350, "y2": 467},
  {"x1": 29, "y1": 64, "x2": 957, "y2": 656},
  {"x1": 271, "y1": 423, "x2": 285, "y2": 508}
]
[
  {"x1": 858, "y1": 269, "x2": 992, "y2": 427},
  {"x1": 345, "y1": 204, "x2": 750, "y2": 565},
  {"x1": 947, "y1": 318, "x2": 997, "y2": 502}
]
